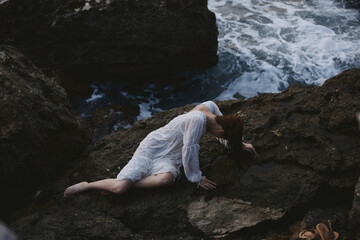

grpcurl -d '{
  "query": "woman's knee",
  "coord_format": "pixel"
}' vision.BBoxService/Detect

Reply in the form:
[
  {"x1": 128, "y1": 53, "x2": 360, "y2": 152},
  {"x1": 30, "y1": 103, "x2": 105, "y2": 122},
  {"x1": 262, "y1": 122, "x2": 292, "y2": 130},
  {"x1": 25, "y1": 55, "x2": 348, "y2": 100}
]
[
  {"x1": 158, "y1": 173, "x2": 174, "y2": 186},
  {"x1": 111, "y1": 180, "x2": 132, "y2": 194}
]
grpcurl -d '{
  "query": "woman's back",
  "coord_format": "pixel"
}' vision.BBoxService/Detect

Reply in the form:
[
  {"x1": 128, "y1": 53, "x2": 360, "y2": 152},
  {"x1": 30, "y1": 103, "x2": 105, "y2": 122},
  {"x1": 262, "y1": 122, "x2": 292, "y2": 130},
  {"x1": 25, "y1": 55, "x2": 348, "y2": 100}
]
[{"x1": 139, "y1": 111, "x2": 207, "y2": 160}]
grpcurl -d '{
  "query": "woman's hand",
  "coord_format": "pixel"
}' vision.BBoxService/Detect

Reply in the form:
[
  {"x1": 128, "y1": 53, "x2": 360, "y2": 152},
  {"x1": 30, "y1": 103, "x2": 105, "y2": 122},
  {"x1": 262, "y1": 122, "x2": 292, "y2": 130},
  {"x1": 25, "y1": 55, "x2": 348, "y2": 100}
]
[
  {"x1": 198, "y1": 176, "x2": 216, "y2": 190},
  {"x1": 242, "y1": 143, "x2": 259, "y2": 157}
]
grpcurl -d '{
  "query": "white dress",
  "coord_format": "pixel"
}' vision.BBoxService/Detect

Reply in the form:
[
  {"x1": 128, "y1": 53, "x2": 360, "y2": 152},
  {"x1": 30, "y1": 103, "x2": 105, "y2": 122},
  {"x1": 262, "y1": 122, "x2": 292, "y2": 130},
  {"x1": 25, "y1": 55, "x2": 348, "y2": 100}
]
[{"x1": 116, "y1": 101, "x2": 223, "y2": 184}]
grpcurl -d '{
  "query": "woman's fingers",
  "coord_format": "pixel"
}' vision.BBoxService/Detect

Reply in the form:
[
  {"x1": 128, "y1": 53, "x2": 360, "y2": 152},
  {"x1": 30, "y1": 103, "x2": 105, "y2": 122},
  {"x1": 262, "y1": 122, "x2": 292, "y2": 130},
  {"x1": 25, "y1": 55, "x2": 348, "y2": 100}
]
[
  {"x1": 245, "y1": 143, "x2": 259, "y2": 157},
  {"x1": 250, "y1": 146, "x2": 259, "y2": 156},
  {"x1": 200, "y1": 183, "x2": 214, "y2": 190},
  {"x1": 202, "y1": 182, "x2": 216, "y2": 189},
  {"x1": 200, "y1": 184, "x2": 210, "y2": 190},
  {"x1": 249, "y1": 146, "x2": 259, "y2": 156},
  {"x1": 200, "y1": 177, "x2": 216, "y2": 190},
  {"x1": 204, "y1": 178, "x2": 217, "y2": 187}
]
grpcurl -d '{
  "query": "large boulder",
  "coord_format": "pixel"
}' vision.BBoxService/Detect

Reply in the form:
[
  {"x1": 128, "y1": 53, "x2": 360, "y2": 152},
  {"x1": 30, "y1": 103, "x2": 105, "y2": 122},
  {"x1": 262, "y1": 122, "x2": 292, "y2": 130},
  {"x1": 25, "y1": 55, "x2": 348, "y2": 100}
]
[
  {"x1": 6, "y1": 69, "x2": 360, "y2": 239},
  {"x1": 0, "y1": 0, "x2": 218, "y2": 83},
  {"x1": 0, "y1": 45, "x2": 91, "y2": 216}
]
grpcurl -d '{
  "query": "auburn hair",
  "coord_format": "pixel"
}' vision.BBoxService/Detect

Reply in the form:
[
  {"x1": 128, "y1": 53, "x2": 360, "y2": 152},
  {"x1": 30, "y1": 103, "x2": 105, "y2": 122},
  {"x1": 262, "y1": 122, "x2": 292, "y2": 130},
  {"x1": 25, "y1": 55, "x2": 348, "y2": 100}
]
[{"x1": 215, "y1": 115, "x2": 244, "y2": 149}]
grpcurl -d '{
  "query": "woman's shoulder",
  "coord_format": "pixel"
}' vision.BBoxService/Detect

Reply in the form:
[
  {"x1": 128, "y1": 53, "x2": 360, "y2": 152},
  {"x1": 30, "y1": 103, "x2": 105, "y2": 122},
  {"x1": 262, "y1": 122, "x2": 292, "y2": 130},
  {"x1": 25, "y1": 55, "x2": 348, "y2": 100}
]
[
  {"x1": 201, "y1": 100, "x2": 216, "y2": 108},
  {"x1": 189, "y1": 101, "x2": 220, "y2": 114},
  {"x1": 187, "y1": 110, "x2": 207, "y2": 120},
  {"x1": 169, "y1": 110, "x2": 206, "y2": 126},
  {"x1": 190, "y1": 104, "x2": 211, "y2": 114}
]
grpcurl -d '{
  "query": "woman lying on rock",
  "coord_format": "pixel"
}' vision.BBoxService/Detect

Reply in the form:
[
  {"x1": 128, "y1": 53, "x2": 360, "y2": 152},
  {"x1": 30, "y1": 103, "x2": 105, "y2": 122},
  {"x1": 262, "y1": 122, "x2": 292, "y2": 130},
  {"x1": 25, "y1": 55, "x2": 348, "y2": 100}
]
[{"x1": 64, "y1": 101, "x2": 257, "y2": 197}]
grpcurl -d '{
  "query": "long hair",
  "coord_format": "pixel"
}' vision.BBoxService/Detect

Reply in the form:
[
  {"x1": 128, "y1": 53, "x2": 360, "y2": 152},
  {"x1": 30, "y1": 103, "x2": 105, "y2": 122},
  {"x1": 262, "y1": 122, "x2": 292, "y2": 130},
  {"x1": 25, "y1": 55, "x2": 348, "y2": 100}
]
[{"x1": 215, "y1": 115, "x2": 244, "y2": 150}]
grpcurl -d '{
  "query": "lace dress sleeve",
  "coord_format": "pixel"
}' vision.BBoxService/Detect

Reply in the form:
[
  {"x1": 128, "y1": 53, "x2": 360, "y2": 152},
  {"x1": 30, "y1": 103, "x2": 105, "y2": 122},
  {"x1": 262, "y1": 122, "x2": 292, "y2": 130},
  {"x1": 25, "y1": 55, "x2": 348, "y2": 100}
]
[{"x1": 182, "y1": 113, "x2": 206, "y2": 183}]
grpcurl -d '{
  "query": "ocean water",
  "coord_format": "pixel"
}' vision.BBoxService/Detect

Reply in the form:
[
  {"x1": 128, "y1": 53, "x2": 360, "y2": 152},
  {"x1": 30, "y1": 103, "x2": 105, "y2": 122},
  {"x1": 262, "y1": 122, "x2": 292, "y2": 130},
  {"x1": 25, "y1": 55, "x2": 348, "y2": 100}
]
[
  {"x1": 76, "y1": 0, "x2": 360, "y2": 128},
  {"x1": 208, "y1": 0, "x2": 360, "y2": 99}
]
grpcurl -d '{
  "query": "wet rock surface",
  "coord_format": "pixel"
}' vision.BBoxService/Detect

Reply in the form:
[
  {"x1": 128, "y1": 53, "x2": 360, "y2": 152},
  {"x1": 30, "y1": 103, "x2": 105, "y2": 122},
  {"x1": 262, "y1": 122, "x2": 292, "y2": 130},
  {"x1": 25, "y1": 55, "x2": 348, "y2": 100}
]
[
  {"x1": 0, "y1": 0, "x2": 218, "y2": 84},
  {"x1": 5, "y1": 69, "x2": 360, "y2": 239},
  {"x1": 0, "y1": 45, "x2": 91, "y2": 216},
  {"x1": 90, "y1": 103, "x2": 139, "y2": 141}
]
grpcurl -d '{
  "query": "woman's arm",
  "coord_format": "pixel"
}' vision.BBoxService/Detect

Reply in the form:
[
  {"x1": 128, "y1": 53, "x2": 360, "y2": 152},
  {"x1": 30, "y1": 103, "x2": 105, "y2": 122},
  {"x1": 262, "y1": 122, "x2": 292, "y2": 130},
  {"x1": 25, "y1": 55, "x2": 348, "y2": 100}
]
[
  {"x1": 182, "y1": 114, "x2": 204, "y2": 183},
  {"x1": 182, "y1": 113, "x2": 216, "y2": 189}
]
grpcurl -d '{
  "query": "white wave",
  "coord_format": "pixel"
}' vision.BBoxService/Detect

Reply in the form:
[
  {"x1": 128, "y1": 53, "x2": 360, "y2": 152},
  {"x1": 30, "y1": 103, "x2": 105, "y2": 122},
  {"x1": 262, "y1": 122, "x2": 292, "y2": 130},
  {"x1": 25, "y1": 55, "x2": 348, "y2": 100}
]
[
  {"x1": 136, "y1": 89, "x2": 163, "y2": 121},
  {"x1": 209, "y1": 0, "x2": 360, "y2": 99},
  {"x1": 137, "y1": 102, "x2": 152, "y2": 120},
  {"x1": 86, "y1": 86, "x2": 104, "y2": 103},
  {"x1": 82, "y1": 2, "x2": 92, "y2": 11},
  {"x1": 112, "y1": 122, "x2": 131, "y2": 131},
  {"x1": 0, "y1": 0, "x2": 9, "y2": 5}
]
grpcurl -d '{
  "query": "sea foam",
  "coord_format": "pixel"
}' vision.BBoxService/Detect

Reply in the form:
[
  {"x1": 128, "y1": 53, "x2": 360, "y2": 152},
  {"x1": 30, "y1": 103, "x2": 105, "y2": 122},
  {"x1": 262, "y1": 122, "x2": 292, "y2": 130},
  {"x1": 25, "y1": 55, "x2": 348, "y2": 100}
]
[{"x1": 208, "y1": 0, "x2": 360, "y2": 100}]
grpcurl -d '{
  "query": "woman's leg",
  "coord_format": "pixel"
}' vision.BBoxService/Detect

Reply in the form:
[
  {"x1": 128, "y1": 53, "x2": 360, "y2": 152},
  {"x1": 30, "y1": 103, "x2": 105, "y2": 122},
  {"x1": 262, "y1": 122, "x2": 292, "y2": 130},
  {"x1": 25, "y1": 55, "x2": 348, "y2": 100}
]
[
  {"x1": 133, "y1": 172, "x2": 174, "y2": 188},
  {"x1": 64, "y1": 172, "x2": 174, "y2": 196},
  {"x1": 64, "y1": 178, "x2": 134, "y2": 197}
]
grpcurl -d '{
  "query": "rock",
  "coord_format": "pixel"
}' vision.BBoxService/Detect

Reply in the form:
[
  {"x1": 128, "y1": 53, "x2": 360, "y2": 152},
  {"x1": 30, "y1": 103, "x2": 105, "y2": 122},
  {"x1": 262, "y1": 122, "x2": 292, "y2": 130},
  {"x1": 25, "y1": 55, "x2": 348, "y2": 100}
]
[
  {"x1": 0, "y1": 45, "x2": 91, "y2": 216},
  {"x1": 90, "y1": 103, "x2": 139, "y2": 140},
  {"x1": 350, "y1": 177, "x2": 360, "y2": 226},
  {"x1": 6, "y1": 69, "x2": 360, "y2": 239},
  {"x1": 0, "y1": 0, "x2": 218, "y2": 84},
  {"x1": 8, "y1": 210, "x2": 134, "y2": 240},
  {"x1": 351, "y1": 100, "x2": 360, "y2": 227},
  {"x1": 187, "y1": 196, "x2": 285, "y2": 236}
]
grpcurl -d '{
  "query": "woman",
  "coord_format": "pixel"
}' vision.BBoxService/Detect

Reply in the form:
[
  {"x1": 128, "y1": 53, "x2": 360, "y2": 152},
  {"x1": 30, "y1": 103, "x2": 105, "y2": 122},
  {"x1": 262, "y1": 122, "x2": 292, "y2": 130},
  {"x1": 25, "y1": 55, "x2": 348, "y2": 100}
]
[{"x1": 64, "y1": 101, "x2": 257, "y2": 196}]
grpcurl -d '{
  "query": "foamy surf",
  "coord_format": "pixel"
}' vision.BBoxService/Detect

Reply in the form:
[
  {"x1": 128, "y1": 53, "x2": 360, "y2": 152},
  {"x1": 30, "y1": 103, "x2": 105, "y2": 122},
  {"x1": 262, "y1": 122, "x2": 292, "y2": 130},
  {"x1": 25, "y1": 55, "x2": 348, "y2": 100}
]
[
  {"x1": 208, "y1": 0, "x2": 360, "y2": 99},
  {"x1": 80, "y1": 83, "x2": 163, "y2": 122}
]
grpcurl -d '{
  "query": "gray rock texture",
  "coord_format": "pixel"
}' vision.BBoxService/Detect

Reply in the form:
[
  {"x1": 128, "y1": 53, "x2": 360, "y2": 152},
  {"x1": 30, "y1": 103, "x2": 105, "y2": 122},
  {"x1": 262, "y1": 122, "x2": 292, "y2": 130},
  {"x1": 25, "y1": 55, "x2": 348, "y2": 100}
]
[
  {"x1": 0, "y1": 0, "x2": 218, "y2": 83},
  {"x1": 187, "y1": 196, "x2": 285, "y2": 236},
  {"x1": 5, "y1": 69, "x2": 360, "y2": 239},
  {"x1": 0, "y1": 45, "x2": 91, "y2": 216}
]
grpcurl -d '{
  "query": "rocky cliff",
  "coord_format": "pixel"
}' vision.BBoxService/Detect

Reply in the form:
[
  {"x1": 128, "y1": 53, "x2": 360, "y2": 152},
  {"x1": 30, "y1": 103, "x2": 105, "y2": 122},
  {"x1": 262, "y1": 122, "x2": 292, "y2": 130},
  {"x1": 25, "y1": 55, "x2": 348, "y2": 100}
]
[
  {"x1": 0, "y1": 45, "x2": 91, "y2": 216},
  {"x1": 5, "y1": 69, "x2": 360, "y2": 239},
  {"x1": 0, "y1": 0, "x2": 218, "y2": 83}
]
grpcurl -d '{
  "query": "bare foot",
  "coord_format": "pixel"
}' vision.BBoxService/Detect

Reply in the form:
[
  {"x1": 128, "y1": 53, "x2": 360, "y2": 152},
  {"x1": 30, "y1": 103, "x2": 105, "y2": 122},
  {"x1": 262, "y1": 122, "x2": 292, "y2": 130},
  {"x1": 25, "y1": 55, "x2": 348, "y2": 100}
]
[{"x1": 64, "y1": 182, "x2": 88, "y2": 197}]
